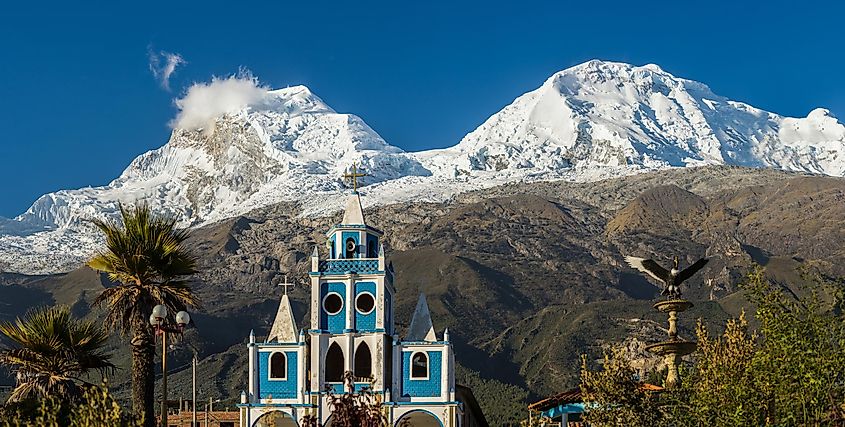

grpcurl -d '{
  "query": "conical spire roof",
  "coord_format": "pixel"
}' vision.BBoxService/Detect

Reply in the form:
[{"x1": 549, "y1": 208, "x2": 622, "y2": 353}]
[
  {"x1": 341, "y1": 192, "x2": 366, "y2": 225},
  {"x1": 267, "y1": 293, "x2": 298, "y2": 343},
  {"x1": 406, "y1": 293, "x2": 437, "y2": 342}
]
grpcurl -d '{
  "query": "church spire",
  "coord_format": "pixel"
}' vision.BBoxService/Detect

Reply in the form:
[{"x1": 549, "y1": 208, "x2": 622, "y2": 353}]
[
  {"x1": 267, "y1": 276, "x2": 298, "y2": 343},
  {"x1": 341, "y1": 191, "x2": 366, "y2": 225},
  {"x1": 406, "y1": 293, "x2": 437, "y2": 342}
]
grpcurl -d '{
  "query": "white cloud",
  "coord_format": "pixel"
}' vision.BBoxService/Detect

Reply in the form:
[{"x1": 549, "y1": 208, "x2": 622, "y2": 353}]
[
  {"x1": 148, "y1": 49, "x2": 186, "y2": 91},
  {"x1": 170, "y1": 71, "x2": 268, "y2": 131}
]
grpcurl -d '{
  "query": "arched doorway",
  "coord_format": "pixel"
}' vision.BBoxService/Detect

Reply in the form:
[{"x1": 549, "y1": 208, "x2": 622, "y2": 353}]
[
  {"x1": 354, "y1": 342, "x2": 372, "y2": 379},
  {"x1": 253, "y1": 410, "x2": 298, "y2": 427},
  {"x1": 325, "y1": 342, "x2": 345, "y2": 382},
  {"x1": 395, "y1": 410, "x2": 444, "y2": 427}
]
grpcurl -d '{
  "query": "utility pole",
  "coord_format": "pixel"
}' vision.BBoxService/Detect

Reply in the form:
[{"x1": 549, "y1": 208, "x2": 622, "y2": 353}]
[
  {"x1": 161, "y1": 331, "x2": 168, "y2": 427},
  {"x1": 192, "y1": 354, "x2": 197, "y2": 427},
  {"x1": 149, "y1": 305, "x2": 191, "y2": 427}
]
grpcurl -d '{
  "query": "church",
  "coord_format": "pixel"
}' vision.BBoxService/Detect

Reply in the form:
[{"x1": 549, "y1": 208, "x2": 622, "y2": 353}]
[{"x1": 237, "y1": 190, "x2": 487, "y2": 426}]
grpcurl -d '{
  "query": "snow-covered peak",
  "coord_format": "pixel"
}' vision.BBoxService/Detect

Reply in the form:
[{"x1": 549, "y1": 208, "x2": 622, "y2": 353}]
[
  {"x1": 5, "y1": 84, "x2": 427, "y2": 237},
  {"x1": 259, "y1": 85, "x2": 335, "y2": 115},
  {"x1": 425, "y1": 59, "x2": 844, "y2": 180},
  {"x1": 2, "y1": 60, "x2": 844, "y2": 274}
]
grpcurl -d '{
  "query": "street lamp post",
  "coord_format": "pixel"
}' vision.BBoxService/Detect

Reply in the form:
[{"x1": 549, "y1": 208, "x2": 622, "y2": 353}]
[{"x1": 149, "y1": 305, "x2": 191, "y2": 427}]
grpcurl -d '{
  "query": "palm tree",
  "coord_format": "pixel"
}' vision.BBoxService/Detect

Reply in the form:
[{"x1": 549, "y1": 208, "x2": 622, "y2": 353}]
[
  {"x1": 0, "y1": 305, "x2": 114, "y2": 403},
  {"x1": 87, "y1": 203, "x2": 200, "y2": 427}
]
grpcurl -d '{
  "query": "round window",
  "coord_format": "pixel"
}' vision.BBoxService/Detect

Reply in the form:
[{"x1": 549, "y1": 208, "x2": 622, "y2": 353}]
[
  {"x1": 323, "y1": 293, "x2": 343, "y2": 315},
  {"x1": 356, "y1": 292, "x2": 375, "y2": 314}
]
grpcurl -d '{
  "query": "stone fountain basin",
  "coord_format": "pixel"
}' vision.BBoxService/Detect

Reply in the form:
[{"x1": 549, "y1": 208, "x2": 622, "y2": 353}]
[
  {"x1": 646, "y1": 340, "x2": 697, "y2": 356},
  {"x1": 654, "y1": 299, "x2": 694, "y2": 313}
]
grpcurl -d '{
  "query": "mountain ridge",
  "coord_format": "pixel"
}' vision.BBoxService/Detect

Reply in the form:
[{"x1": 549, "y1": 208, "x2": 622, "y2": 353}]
[{"x1": 1, "y1": 60, "x2": 844, "y2": 274}]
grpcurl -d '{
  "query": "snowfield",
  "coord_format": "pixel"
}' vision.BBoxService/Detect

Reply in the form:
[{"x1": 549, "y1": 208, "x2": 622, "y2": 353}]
[{"x1": 2, "y1": 60, "x2": 844, "y2": 274}]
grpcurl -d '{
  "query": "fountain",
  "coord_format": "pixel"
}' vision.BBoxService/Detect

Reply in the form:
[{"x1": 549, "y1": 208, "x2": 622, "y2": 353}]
[{"x1": 645, "y1": 299, "x2": 696, "y2": 388}]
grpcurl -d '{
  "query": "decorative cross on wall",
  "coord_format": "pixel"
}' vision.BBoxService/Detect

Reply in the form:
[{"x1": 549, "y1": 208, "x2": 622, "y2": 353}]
[{"x1": 343, "y1": 162, "x2": 368, "y2": 191}]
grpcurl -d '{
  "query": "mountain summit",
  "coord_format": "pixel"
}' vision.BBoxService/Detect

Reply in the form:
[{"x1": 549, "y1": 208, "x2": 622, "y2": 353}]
[
  {"x1": 2, "y1": 60, "x2": 844, "y2": 274},
  {"x1": 427, "y1": 60, "x2": 844, "y2": 178}
]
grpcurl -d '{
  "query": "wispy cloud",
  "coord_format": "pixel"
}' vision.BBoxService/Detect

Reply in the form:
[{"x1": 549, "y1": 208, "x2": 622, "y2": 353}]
[
  {"x1": 148, "y1": 48, "x2": 186, "y2": 91},
  {"x1": 170, "y1": 70, "x2": 268, "y2": 131}
]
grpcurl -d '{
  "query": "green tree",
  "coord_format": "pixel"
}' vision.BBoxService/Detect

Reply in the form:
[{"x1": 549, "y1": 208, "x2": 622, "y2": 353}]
[
  {"x1": 670, "y1": 268, "x2": 845, "y2": 425},
  {"x1": 581, "y1": 267, "x2": 845, "y2": 426},
  {"x1": 0, "y1": 305, "x2": 113, "y2": 403},
  {"x1": 579, "y1": 350, "x2": 665, "y2": 427},
  {"x1": 669, "y1": 313, "x2": 766, "y2": 426},
  {"x1": 87, "y1": 203, "x2": 200, "y2": 427}
]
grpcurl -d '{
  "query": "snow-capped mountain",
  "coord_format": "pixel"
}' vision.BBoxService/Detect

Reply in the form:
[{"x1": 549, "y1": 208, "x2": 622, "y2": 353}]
[
  {"x1": 2, "y1": 60, "x2": 844, "y2": 274},
  {"x1": 425, "y1": 60, "x2": 845, "y2": 177}
]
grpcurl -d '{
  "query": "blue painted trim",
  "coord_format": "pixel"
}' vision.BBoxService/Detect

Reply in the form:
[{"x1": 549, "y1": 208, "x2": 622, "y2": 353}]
[
  {"x1": 388, "y1": 401, "x2": 461, "y2": 406},
  {"x1": 326, "y1": 224, "x2": 383, "y2": 236},
  {"x1": 237, "y1": 403, "x2": 317, "y2": 408},
  {"x1": 310, "y1": 271, "x2": 387, "y2": 277},
  {"x1": 305, "y1": 389, "x2": 386, "y2": 395},
  {"x1": 541, "y1": 403, "x2": 585, "y2": 418},
  {"x1": 319, "y1": 259, "x2": 381, "y2": 275},
  {"x1": 258, "y1": 342, "x2": 302, "y2": 347},
  {"x1": 399, "y1": 341, "x2": 450, "y2": 345}
]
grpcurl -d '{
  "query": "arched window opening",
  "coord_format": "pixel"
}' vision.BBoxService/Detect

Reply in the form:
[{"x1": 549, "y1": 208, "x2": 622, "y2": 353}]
[
  {"x1": 367, "y1": 239, "x2": 378, "y2": 258},
  {"x1": 345, "y1": 238, "x2": 356, "y2": 259},
  {"x1": 325, "y1": 342, "x2": 345, "y2": 382},
  {"x1": 269, "y1": 352, "x2": 286, "y2": 380},
  {"x1": 354, "y1": 342, "x2": 372, "y2": 379},
  {"x1": 411, "y1": 352, "x2": 428, "y2": 380}
]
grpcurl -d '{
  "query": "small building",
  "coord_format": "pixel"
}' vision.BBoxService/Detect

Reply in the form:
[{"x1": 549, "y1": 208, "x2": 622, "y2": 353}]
[
  {"x1": 527, "y1": 388, "x2": 586, "y2": 427},
  {"x1": 527, "y1": 384, "x2": 663, "y2": 427}
]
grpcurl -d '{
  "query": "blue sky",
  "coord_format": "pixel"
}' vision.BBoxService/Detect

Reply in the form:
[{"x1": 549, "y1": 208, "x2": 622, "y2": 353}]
[{"x1": 0, "y1": 0, "x2": 842, "y2": 217}]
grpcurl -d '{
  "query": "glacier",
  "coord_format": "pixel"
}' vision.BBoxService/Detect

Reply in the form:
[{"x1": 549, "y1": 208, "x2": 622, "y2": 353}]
[{"x1": 1, "y1": 60, "x2": 844, "y2": 274}]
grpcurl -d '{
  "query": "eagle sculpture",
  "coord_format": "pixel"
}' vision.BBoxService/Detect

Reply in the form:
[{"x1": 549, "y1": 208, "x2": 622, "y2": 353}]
[{"x1": 624, "y1": 255, "x2": 708, "y2": 299}]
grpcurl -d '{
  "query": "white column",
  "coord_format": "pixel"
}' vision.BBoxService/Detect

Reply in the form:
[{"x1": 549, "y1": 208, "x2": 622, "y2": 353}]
[
  {"x1": 310, "y1": 276, "x2": 321, "y2": 330},
  {"x1": 441, "y1": 348, "x2": 449, "y2": 401},
  {"x1": 392, "y1": 341, "x2": 401, "y2": 398},
  {"x1": 375, "y1": 276, "x2": 384, "y2": 330},
  {"x1": 311, "y1": 334, "x2": 323, "y2": 392},
  {"x1": 346, "y1": 277, "x2": 355, "y2": 331},
  {"x1": 345, "y1": 335, "x2": 354, "y2": 378},
  {"x1": 297, "y1": 340, "x2": 305, "y2": 403},
  {"x1": 248, "y1": 331, "x2": 257, "y2": 402}
]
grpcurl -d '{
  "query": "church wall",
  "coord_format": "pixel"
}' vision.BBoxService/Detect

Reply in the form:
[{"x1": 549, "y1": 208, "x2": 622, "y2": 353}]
[
  {"x1": 320, "y1": 281, "x2": 346, "y2": 332},
  {"x1": 355, "y1": 281, "x2": 377, "y2": 331},
  {"x1": 258, "y1": 350, "x2": 298, "y2": 400},
  {"x1": 401, "y1": 350, "x2": 443, "y2": 398}
]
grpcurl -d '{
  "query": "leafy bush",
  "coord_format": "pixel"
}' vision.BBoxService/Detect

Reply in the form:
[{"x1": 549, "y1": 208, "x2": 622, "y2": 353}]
[{"x1": 0, "y1": 384, "x2": 142, "y2": 427}]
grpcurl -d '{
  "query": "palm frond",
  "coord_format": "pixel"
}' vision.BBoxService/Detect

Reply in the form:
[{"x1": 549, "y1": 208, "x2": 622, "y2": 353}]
[
  {"x1": 87, "y1": 202, "x2": 201, "y2": 334},
  {"x1": 0, "y1": 306, "x2": 114, "y2": 402}
]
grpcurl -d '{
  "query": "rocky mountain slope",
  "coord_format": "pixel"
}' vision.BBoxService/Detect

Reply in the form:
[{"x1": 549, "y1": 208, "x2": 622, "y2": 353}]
[
  {"x1": 2, "y1": 61, "x2": 845, "y2": 275},
  {"x1": 3, "y1": 165, "x2": 845, "y2": 422}
]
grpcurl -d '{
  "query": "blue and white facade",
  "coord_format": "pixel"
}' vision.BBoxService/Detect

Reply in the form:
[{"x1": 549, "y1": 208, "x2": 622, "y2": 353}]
[{"x1": 239, "y1": 192, "x2": 463, "y2": 427}]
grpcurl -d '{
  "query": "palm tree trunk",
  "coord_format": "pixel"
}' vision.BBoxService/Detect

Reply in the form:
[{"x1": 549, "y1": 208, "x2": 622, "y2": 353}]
[{"x1": 131, "y1": 321, "x2": 156, "y2": 427}]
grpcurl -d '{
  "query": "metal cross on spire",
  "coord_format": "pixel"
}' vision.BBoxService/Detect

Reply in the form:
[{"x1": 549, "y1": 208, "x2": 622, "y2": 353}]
[
  {"x1": 343, "y1": 162, "x2": 368, "y2": 192},
  {"x1": 277, "y1": 274, "x2": 295, "y2": 295}
]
